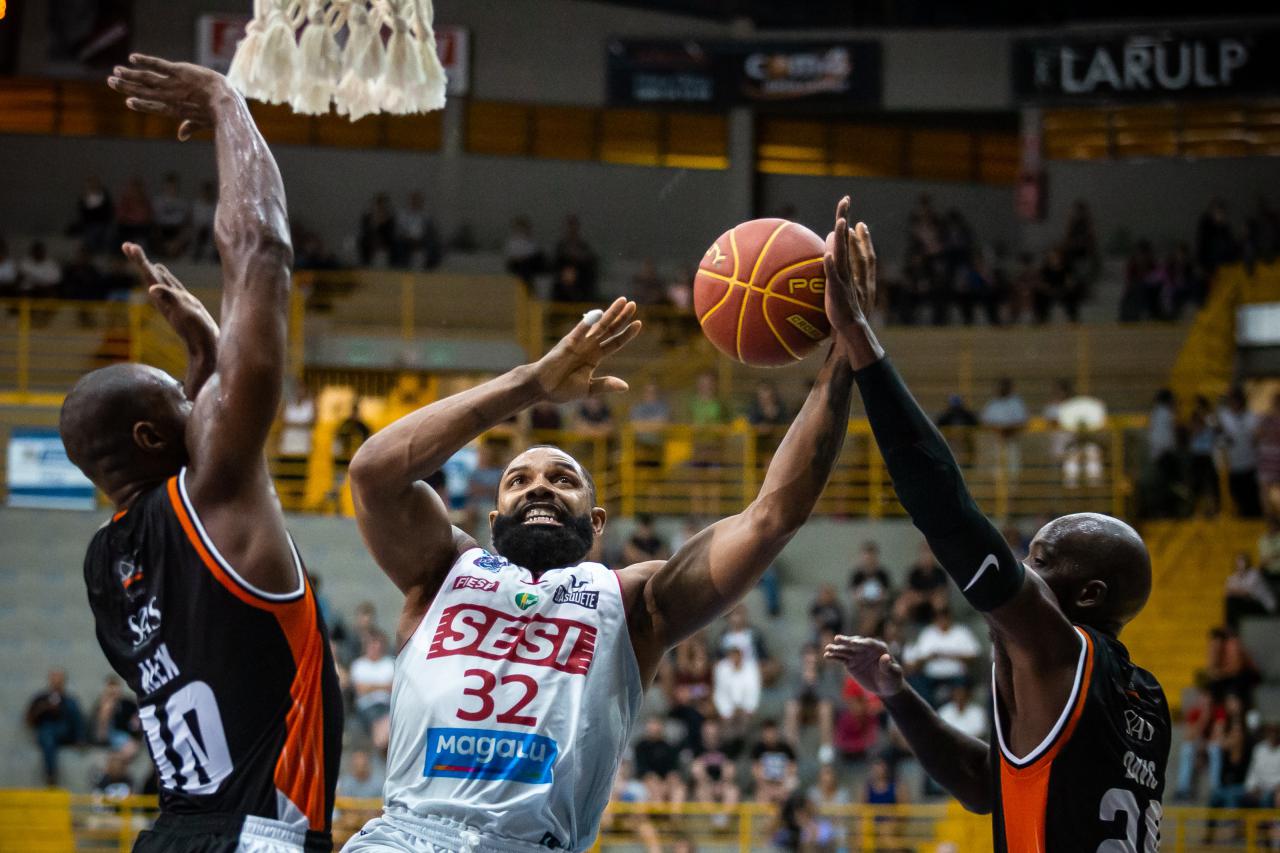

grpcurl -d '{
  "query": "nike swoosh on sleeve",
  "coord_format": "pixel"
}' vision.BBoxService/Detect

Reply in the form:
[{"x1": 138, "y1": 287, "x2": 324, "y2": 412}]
[{"x1": 963, "y1": 553, "x2": 1000, "y2": 592}]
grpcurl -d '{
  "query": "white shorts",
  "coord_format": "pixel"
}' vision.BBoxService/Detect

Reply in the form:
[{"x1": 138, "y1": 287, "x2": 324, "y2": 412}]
[{"x1": 341, "y1": 814, "x2": 547, "y2": 853}]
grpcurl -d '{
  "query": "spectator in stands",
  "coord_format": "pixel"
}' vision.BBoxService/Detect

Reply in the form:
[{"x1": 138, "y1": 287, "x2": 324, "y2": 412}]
[
  {"x1": 331, "y1": 399, "x2": 371, "y2": 509},
  {"x1": 61, "y1": 245, "x2": 107, "y2": 320},
  {"x1": 937, "y1": 680, "x2": 986, "y2": 742},
  {"x1": 936, "y1": 394, "x2": 978, "y2": 465},
  {"x1": 1008, "y1": 253, "x2": 1040, "y2": 324},
  {"x1": 551, "y1": 263, "x2": 593, "y2": 304},
  {"x1": 1219, "y1": 387, "x2": 1262, "y2": 517},
  {"x1": 864, "y1": 756, "x2": 906, "y2": 806},
  {"x1": 351, "y1": 632, "x2": 395, "y2": 752},
  {"x1": 70, "y1": 175, "x2": 114, "y2": 255},
  {"x1": 689, "y1": 371, "x2": 727, "y2": 515},
  {"x1": 1208, "y1": 695, "x2": 1252, "y2": 809},
  {"x1": 719, "y1": 605, "x2": 779, "y2": 684},
  {"x1": 503, "y1": 216, "x2": 544, "y2": 285},
  {"x1": 633, "y1": 716, "x2": 685, "y2": 806},
  {"x1": 623, "y1": 514, "x2": 668, "y2": 564},
  {"x1": 903, "y1": 605, "x2": 981, "y2": 706},
  {"x1": 18, "y1": 241, "x2": 62, "y2": 298},
  {"x1": 1188, "y1": 395, "x2": 1222, "y2": 516},
  {"x1": 833, "y1": 679, "x2": 881, "y2": 765},
  {"x1": 783, "y1": 645, "x2": 841, "y2": 748},
  {"x1": 689, "y1": 718, "x2": 740, "y2": 810},
  {"x1": 0, "y1": 237, "x2": 16, "y2": 298},
  {"x1": 631, "y1": 258, "x2": 665, "y2": 306},
  {"x1": 664, "y1": 265, "x2": 694, "y2": 312},
  {"x1": 88, "y1": 675, "x2": 139, "y2": 754},
  {"x1": 278, "y1": 383, "x2": 316, "y2": 472},
  {"x1": 337, "y1": 748, "x2": 384, "y2": 799},
  {"x1": 980, "y1": 377, "x2": 1029, "y2": 485},
  {"x1": 151, "y1": 172, "x2": 190, "y2": 258},
  {"x1": 712, "y1": 645, "x2": 760, "y2": 744},
  {"x1": 1052, "y1": 381, "x2": 1108, "y2": 489},
  {"x1": 465, "y1": 441, "x2": 507, "y2": 530},
  {"x1": 1224, "y1": 551, "x2": 1277, "y2": 627},
  {"x1": 809, "y1": 584, "x2": 845, "y2": 639},
  {"x1": 848, "y1": 541, "x2": 892, "y2": 631},
  {"x1": 1244, "y1": 722, "x2": 1280, "y2": 808},
  {"x1": 553, "y1": 214, "x2": 598, "y2": 299},
  {"x1": 666, "y1": 635, "x2": 714, "y2": 750},
  {"x1": 773, "y1": 790, "x2": 835, "y2": 852},
  {"x1": 1044, "y1": 246, "x2": 1083, "y2": 323},
  {"x1": 114, "y1": 177, "x2": 152, "y2": 248},
  {"x1": 358, "y1": 193, "x2": 397, "y2": 267},
  {"x1": 1062, "y1": 199, "x2": 1099, "y2": 287},
  {"x1": 342, "y1": 601, "x2": 383, "y2": 663},
  {"x1": 809, "y1": 763, "x2": 851, "y2": 808},
  {"x1": 1197, "y1": 198, "x2": 1240, "y2": 276},
  {"x1": 1256, "y1": 392, "x2": 1280, "y2": 520},
  {"x1": 630, "y1": 380, "x2": 670, "y2": 469},
  {"x1": 1166, "y1": 242, "x2": 1203, "y2": 318},
  {"x1": 528, "y1": 400, "x2": 563, "y2": 432},
  {"x1": 747, "y1": 381, "x2": 790, "y2": 428},
  {"x1": 1202, "y1": 625, "x2": 1259, "y2": 705},
  {"x1": 190, "y1": 181, "x2": 217, "y2": 262},
  {"x1": 394, "y1": 191, "x2": 440, "y2": 270},
  {"x1": 1258, "y1": 516, "x2": 1280, "y2": 579},
  {"x1": 1146, "y1": 388, "x2": 1181, "y2": 517},
  {"x1": 1174, "y1": 687, "x2": 1219, "y2": 801},
  {"x1": 91, "y1": 751, "x2": 136, "y2": 800},
  {"x1": 751, "y1": 720, "x2": 798, "y2": 804},
  {"x1": 894, "y1": 541, "x2": 949, "y2": 627},
  {"x1": 25, "y1": 668, "x2": 84, "y2": 786},
  {"x1": 573, "y1": 395, "x2": 613, "y2": 437}
]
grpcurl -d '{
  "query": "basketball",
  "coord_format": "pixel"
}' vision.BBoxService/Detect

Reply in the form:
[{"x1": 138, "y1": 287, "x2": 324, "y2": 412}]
[{"x1": 693, "y1": 218, "x2": 831, "y2": 367}]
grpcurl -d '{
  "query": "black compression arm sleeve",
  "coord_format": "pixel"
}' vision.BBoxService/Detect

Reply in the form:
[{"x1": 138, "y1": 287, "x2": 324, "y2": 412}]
[{"x1": 854, "y1": 358, "x2": 1023, "y2": 611}]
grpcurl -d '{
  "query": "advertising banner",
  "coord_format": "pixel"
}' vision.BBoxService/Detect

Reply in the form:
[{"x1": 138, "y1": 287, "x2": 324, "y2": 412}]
[
  {"x1": 607, "y1": 39, "x2": 881, "y2": 108},
  {"x1": 1013, "y1": 28, "x2": 1280, "y2": 103},
  {"x1": 6, "y1": 428, "x2": 96, "y2": 510}
]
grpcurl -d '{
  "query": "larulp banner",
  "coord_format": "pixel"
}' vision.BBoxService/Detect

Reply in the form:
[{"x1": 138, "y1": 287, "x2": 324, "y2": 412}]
[{"x1": 1013, "y1": 29, "x2": 1280, "y2": 103}]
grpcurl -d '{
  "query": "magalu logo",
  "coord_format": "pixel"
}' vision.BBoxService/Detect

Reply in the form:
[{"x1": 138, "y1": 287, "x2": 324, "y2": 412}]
[
  {"x1": 515, "y1": 592, "x2": 539, "y2": 610},
  {"x1": 424, "y1": 727, "x2": 558, "y2": 784}
]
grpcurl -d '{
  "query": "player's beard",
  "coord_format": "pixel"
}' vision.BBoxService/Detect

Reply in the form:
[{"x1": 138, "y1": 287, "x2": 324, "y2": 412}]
[{"x1": 491, "y1": 510, "x2": 596, "y2": 574}]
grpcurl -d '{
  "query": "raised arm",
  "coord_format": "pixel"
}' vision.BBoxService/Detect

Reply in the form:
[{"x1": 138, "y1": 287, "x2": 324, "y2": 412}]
[
  {"x1": 122, "y1": 242, "x2": 218, "y2": 399},
  {"x1": 109, "y1": 55, "x2": 297, "y2": 594},
  {"x1": 349, "y1": 299, "x2": 640, "y2": 601},
  {"x1": 626, "y1": 213, "x2": 861, "y2": 674},
  {"x1": 826, "y1": 199, "x2": 1080, "y2": 698},
  {"x1": 825, "y1": 636, "x2": 991, "y2": 813}
]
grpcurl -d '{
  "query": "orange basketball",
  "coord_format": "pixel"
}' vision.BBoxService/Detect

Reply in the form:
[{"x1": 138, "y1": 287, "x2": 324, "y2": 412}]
[{"x1": 693, "y1": 218, "x2": 831, "y2": 367}]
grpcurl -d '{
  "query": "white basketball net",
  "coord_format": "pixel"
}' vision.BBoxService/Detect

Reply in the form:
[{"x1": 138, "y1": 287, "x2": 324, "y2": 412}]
[{"x1": 226, "y1": 0, "x2": 446, "y2": 121}]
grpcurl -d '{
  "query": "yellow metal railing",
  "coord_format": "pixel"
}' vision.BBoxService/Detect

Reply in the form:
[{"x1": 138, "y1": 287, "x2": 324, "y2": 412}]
[{"x1": 0, "y1": 793, "x2": 1273, "y2": 852}]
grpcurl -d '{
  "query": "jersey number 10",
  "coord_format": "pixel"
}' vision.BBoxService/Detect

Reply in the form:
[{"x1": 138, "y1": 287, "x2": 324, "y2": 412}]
[
  {"x1": 139, "y1": 681, "x2": 233, "y2": 795},
  {"x1": 1098, "y1": 788, "x2": 1162, "y2": 853}
]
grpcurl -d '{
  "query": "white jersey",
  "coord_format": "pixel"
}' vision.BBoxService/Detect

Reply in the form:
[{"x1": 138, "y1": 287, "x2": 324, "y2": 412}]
[{"x1": 381, "y1": 548, "x2": 643, "y2": 852}]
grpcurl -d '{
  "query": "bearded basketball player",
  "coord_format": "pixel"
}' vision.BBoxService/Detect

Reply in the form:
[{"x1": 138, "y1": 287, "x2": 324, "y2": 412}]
[
  {"x1": 340, "y1": 228, "x2": 866, "y2": 850},
  {"x1": 820, "y1": 198, "x2": 1171, "y2": 851},
  {"x1": 60, "y1": 56, "x2": 341, "y2": 852}
]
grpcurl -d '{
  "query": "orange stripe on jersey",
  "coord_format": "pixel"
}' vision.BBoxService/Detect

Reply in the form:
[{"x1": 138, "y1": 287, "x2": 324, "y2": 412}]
[
  {"x1": 998, "y1": 630, "x2": 1096, "y2": 851},
  {"x1": 165, "y1": 476, "x2": 329, "y2": 831}
]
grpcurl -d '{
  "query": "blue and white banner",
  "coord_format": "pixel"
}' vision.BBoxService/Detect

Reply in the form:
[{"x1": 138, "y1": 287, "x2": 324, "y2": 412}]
[{"x1": 6, "y1": 428, "x2": 96, "y2": 510}]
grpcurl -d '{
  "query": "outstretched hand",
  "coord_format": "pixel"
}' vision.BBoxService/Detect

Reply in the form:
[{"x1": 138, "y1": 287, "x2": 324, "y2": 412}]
[
  {"x1": 123, "y1": 242, "x2": 218, "y2": 361},
  {"x1": 822, "y1": 195, "x2": 877, "y2": 334},
  {"x1": 532, "y1": 297, "x2": 642, "y2": 404},
  {"x1": 108, "y1": 54, "x2": 233, "y2": 141},
  {"x1": 824, "y1": 634, "x2": 905, "y2": 698}
]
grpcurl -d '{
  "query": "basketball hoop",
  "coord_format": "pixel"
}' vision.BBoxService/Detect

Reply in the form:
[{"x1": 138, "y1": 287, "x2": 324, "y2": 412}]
[{"x1": 226, "y1": 0, "x2": 446, "y2": 121}]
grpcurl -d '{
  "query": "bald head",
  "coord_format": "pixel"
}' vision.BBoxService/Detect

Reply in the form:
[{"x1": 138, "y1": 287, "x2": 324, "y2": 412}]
[
  {"x1": 1027, "y1": 513, "x2": 1151, "y2": 636},
  {"x1": 60, "y1": 363, "x2": 190, "y2": 503}
]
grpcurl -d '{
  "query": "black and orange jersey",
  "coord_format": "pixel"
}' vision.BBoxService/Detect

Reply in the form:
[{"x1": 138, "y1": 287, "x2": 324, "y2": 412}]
[
  {"x1": 83, "y1": 469, "x2": 342, "y2": 848},
  {"x1": 991, "y1": 624, "x2": 1171, "y2": 852}
]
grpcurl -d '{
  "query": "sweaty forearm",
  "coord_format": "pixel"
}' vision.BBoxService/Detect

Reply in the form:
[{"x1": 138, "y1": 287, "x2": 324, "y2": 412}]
[
  {"x1": 753, "y1": 345, "x2": 854, "y2": 530},
  {"x1": 211, "y1": 88, "x2": 292, "y2": 274},
  {"x1": 352, "y1": 365, "x2": 541, "y2": 493},
  {"x1": 882, "y1": 685, "x2": 992, "y2": 814},
  {"x1": 852, "y1": 355, "x2": 1023, "y2": 611}
]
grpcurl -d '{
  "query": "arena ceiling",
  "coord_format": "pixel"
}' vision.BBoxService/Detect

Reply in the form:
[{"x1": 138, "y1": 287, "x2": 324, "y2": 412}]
[{"x1": 582, "y1": 0, "x2": 1277, "y2": 28}]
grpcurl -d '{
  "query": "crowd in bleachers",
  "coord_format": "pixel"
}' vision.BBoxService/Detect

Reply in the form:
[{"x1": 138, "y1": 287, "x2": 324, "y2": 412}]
[{"x1": 1143, "y1": 386, "x2": 1280, "y2": 520}]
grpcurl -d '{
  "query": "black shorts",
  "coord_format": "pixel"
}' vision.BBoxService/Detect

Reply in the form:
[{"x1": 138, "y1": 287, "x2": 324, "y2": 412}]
[{"x1": 134, "y1": 813, "x2": 332, "y2": 853}]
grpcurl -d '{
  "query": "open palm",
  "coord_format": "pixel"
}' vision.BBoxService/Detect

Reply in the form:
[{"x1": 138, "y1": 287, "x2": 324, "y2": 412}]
[{"x1": 533, "y1": 297, "x2": 642, "y2": 403}]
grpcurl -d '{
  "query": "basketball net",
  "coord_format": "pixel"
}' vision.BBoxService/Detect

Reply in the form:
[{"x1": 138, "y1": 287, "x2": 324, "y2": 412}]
[{"x1": 226, "y1": 0, "x2": 446, "y2": 121}]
